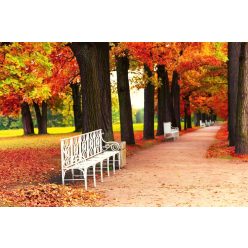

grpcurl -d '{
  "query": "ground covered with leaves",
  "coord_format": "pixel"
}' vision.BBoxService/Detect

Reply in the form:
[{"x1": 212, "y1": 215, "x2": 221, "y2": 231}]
[
  {"x1": 0, "y1": 128, "x2": 197, "y2": 207},
  {"x1": 206, "y1": 124, "x2": 248, "y2": 161},
  {"x1": 0, "y1": 184, "x2": 103, "y2": 207}
]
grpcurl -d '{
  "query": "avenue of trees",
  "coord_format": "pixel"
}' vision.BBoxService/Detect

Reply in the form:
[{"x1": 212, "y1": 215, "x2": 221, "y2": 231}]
[{"x1": 0, "y1": 42, "x2": 247, "y2": 154}]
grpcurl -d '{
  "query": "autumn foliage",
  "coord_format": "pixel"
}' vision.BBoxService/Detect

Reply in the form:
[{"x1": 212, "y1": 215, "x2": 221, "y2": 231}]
[{"x1": 206, "y1": 123, "x2": 248, "y2": 161}]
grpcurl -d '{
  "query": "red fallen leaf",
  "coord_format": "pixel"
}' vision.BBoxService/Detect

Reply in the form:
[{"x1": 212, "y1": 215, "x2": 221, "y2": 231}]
[
  {"x1": 0, "y1": 184, "x2": 104, "y2": 207},
  {"x1": 206, "y1": 123, "x2": 248, "y2": 161}
]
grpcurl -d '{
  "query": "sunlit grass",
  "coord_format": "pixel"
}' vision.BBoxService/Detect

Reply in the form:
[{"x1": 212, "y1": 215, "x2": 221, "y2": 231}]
[
  {"x1": 0, "y1": 121, "x2": 195, "y2": 150},
  {"x1": 0, "y1": 127, "x2": 76, "y2": 137},
  {"x1": 0, "y1": 123, "x2": 152, "y2": 138}
]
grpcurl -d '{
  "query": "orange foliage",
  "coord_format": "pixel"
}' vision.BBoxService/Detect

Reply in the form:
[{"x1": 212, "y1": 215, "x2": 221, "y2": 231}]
[
  {"x1": 0, "y1": 184, "x2": 103, "y2": 207},
  {"x1": 206, "y1": 124, "x2": 248, "y2": 161}
]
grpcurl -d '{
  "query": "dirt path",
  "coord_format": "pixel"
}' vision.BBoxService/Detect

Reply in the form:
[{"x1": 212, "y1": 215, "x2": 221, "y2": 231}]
[{"x1": 97, "y1": 125, "x2": 248, "y2": 206}]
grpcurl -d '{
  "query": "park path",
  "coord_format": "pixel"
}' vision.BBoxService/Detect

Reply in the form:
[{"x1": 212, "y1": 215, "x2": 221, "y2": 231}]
[{"x1": 96, "y1": 125, "x2": 248, "y2": 206}]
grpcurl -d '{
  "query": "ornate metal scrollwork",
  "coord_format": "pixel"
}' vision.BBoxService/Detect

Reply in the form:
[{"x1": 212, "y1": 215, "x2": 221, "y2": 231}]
[{"x1": 102, "y1": 139, "x2": 120, "y2": 151}]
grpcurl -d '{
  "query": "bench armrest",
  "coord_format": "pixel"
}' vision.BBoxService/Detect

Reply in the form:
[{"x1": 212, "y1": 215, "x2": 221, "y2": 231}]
[
  {"x1": 102, "y1": 139, "x2": 120, "y2": 151},
  {"x1": 171, "y1": 127, "x2": 179, "y2": 131}
]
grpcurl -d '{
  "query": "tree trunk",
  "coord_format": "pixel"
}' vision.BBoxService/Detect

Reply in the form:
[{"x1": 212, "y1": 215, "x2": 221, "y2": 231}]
[
  {"x1": 202, "y1": 113, "x2": 206, "y2": 122},
  {"x1": 228, "y1": 42, "x2": 241, "y2": 146},
  {"x1": 116, "y1": 54, "x2": 135, "y2": 145},
  {"x1": 143, "y1": 64, "x2": 155, "y2": 140},
  {"x1": 95, "y1": 42, "x2": 114, "y2": 141},
  {"x1": 70, "y1": 83, "x2": 82, "y2": 132},
  {"x1": 156, "y1": 65, "x2": 171, "y2": 135},
  {"x1": 70, "y1": 42, "x2": 102, "y2": 133},
  {"x1": 33, "y1": 101, "x2": 47, "y2": 134},
  {"x1": 171, "y1": 71, "x2": 181, "y2": 130},
  {"x1": 184, "y1": 95, "x2": 192, "y2": 129},
  {"x1": 21, "y1": 102, "x2": 34, "y2": 135},
  {"x1": 184, "y1": 106, "x2": 187, "y2": 130},
  {"x1": 235, "y1": 42, "x2": 248, "y2": 154},
  {"x1": 195, "y1": 112, "x2": 201, "y2": 126}
]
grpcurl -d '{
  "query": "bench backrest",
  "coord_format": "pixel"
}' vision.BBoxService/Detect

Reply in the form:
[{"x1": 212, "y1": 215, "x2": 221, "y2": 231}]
[
  {"x1": 163, "y1": 122, "x2": 172, "y2": 133},
  {"x1": 61, "y1": 129, "x2": 103, "y2": 170}
]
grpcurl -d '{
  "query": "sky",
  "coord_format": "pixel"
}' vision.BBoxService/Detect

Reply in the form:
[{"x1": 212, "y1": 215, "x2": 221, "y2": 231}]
[{"x1": 110, "y1": 70, "x2": 144, "y2": 110}]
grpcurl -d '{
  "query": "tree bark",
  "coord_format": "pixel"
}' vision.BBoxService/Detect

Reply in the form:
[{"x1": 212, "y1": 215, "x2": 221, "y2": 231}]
[
  {"x1": 70, "y1": 42, "x2": 102, "y2": 133},
  {"x1": 195, "y1": 112, "x2": 201, "y2": 126},
  {"x1": 171, "y1": 71, "x2": 181, "y2": 130},
  {"x1": 202, "y1": 113, "x2": 206, "y2": 122},
  {"x1": 228, "y1": 42, "x2": 241, "y2": 146},
  {"x1": 184, "y1": 105, "x2": 187, "y2": 130},
  {"x1": 21, "y1": 102, "x2": 34, "y2": 135},
  {"x1": 70, "y1": 83, "x2": 82, "y2": 132},
  {"x1": 95, "y1": 42, "x2": 114, "y2": 141},
  {"x1": 116, "y1": 54, "x2": 135, "y2": 145},
  {"x1": 143, "y1": 64, "x2": 155, "y2": 140},
  {"x1": 186, "y1": 95, "x2": 192, "y2": 128},
  {"x1": 235, "y1": 42, "x2": 248, "y2": 154},
  {"x1": 70, "y1": 42, "x2": 114, "y2": 140},
  {"x1": 33, "y1": 101, "x2": 47, "y2": 134},
  {"x1": 156, "y1": 65, "x2": 171, "y2": 135}
]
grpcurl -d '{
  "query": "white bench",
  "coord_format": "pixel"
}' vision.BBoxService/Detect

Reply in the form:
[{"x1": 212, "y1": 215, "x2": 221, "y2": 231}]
[
  {"x1": 61, "y1": 129, "x2": 121, "y2": 190},
  {"x1": 163, "y1": 122, "x2": 179, "y2": 140},
  {"x1": 200, "y1": 120, "x2": 206, "y2": 127},
  {"x1": 205, "y1": 121, "x2": 211, "y2": 127}
]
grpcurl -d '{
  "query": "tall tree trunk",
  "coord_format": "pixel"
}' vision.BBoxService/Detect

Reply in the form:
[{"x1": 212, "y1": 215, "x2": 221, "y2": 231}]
[
  {"x1": 235, "y1": 42, "x2": 248, "y2": 154},
  {"x1": 186, "y1": 95, "x2": 192, "y2": 128},
  {"x1": 70, "y1": 83, "x2": 82, "y2": 132},
  {"x1": 156, "y1": 65, "x2": 165, "y2": 135},
  {"x1": 183, "y1": 95, "x2": 192, "y2": 129},
  {"x1": 116, "y1": 54, "x2": 135, "y2": 145},
  {"x1": 143, "y1": 64, "x2": 154, "y2": 140},
  {"x1": 70, "y1": 42, "x2": 114, "y2": 141},
  {"x1": 202, "y1": 113, "x2": 206, "y2": 122},
  {"x1": 228, "y1": 42, "x2": 241, "y2": 146},
  {"x1": 95, "y1": 42, "x2": 114, "y2": 141},
  {"x1": 70, "y1": 43, "x2": 102, "y2": 133},
  {"x1": 184, "y1": 105, "x2": 187, "y2": 130},
  {"x1": 21, "y1": 102, "x2": 34, "y2": 135},
  {"x1": 195, "y1": 111, "x2": 201, "y2": 126},
  {"x1": 171, "y1": 71, "x2": 181, "y2": 130},
  {"x1": 33, "y1": 101, "x2": 47, "y2": 134},
  {"x1": 156, "y1": 65, "x2": 171, "y2": 135}
]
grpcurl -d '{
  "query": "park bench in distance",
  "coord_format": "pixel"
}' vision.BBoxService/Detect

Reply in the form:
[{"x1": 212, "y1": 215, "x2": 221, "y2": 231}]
[
  {"x1": 163, "y1": 122, "x2": 179, "y2": 141},
  {"x1": 200, "y1": 120, "x2": 215, "y2": 127},
  {"x1": 200, "y1": 120, "x2": 206, "y2": 127},
  {"x1": 61, "y1": 129, "x2": 121, "y2": 190}
]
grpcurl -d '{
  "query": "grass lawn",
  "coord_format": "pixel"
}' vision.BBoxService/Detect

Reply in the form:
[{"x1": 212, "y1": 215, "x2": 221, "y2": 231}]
[{"x1": 0, "y1": 121, "x2": 192, "y2": 138}]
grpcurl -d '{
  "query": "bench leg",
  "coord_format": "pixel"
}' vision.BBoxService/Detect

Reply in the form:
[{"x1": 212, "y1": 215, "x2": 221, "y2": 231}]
[
  {"x1": 113, "y1": 156, "x2": 116, "y2": 174},
  {"x1": 118, "y1": 153, "x2": 121, "y2": 170},
  {"x1": 62, "y1": 171, "x2": 65, "y2": 185},
  {"x1": 107, "y1": 158, "x2": 110, "y2": 176},
  {"x1": 71, "y1": 169, "x2": 75, "y2": 180}
]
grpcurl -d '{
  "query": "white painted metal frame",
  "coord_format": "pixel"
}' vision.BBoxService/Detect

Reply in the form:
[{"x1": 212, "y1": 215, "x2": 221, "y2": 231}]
[
  {"x1": 61, "y1": 129, "x2": 121, "y2": 190},
  {"x1": 200, "y1": 120, "x2": 206, "y2": 127},
  {"x1": 163, "y1": 122, "x2": 179, "y2": 141}
]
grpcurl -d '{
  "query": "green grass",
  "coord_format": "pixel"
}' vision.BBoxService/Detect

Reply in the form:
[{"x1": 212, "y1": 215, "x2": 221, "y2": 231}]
[
  {"x1": 0, "y1": 127, "x2": 76, "y2": 138},
  {"x1": 0, "y1": 121, "x2": 195, "y2": 138},
  {"x1": 0, "y1": 123, "x2": 153, "y2": 138}
]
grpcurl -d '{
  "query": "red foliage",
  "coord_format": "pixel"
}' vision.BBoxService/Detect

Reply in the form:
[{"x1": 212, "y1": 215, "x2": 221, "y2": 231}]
[
  {"x1": 0, "y1": 147, "x2": 61, "y2": 187},
  {"x1": 206, "y1": 124, "x2": 248, "y2": 161}
]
